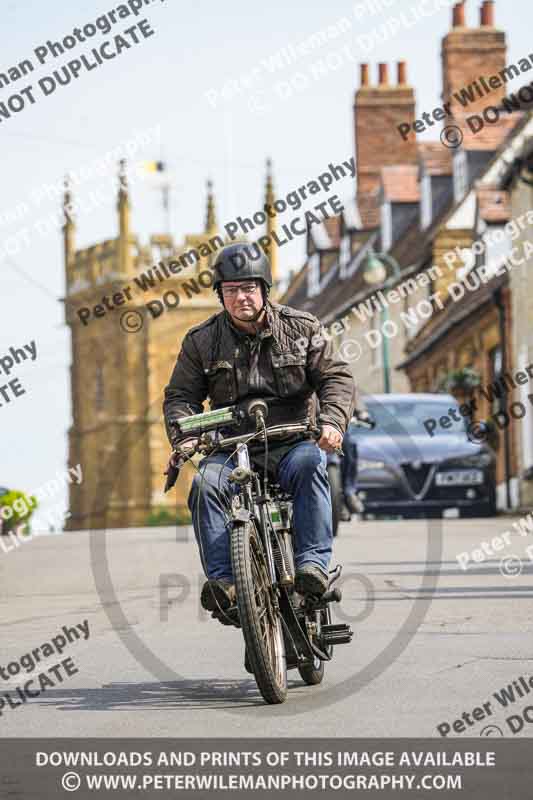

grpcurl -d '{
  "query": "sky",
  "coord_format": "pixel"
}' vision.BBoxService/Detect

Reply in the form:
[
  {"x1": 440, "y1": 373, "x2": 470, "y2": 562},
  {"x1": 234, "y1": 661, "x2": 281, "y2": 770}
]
[{"x1": 1, "y1": 0, "x2": 532, "y2": 523}]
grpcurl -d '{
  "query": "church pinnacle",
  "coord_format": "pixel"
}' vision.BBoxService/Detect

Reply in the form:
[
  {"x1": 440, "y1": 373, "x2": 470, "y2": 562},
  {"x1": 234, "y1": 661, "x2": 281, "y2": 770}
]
[
  {"x1": 205, "y1": 178, "x2": 217, "y2": 234},
  {"x1": 265, "y1": 158, "x2": 278, "y2": 289}
]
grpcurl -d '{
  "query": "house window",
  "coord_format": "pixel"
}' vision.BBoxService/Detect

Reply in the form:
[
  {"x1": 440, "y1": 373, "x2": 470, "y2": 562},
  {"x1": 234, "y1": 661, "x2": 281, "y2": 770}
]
[
  {"x1": 420, "y1": 172, "x2": 432, "y2": 230},
  {"x1": 95, "y1": 363, "x2": 105, "y2": 411},
  {"x1": 488, "y1": 346, "x2": 503, "y2": 417},
  {"x1": 380, "y1": 202, "x2": 392, "y2": 252},
  {"x1": 403, "y1": 295, "x2": 421, "y2": 340},
  {"x1": 339, "y1": 235, "x2": 351, "y2": 277},
  {"x1": 484, "y1": 225, "x2": 512, "y2": 276},
  {"x1": 453, "y1": 149, "x2": 468, "y2": 203},
  {"x1": 307, "y1": 253, "x2": 320, "y2": 297}
]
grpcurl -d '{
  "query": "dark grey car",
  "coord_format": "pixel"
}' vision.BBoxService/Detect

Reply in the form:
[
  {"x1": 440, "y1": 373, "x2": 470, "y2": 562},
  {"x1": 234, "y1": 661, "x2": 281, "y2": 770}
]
[{"x1": 343, "y1": 394, "x2": 497, "y2": 519}]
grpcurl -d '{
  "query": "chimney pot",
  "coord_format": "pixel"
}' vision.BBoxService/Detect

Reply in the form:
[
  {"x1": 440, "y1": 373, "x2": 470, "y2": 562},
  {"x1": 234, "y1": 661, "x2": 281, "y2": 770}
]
[
  {"x1": 360, "y1": 63, "x2": 369, "y2": 87},
  {"x1": 378, "y1": 63, "x2": 389, "y2": 86},
  {"x1": 397, "y1": 61, "x2": 407, "y2": 85},
  {"x1": 480, "y1": 0, "x2": 494, "y2": 26},
  {"x1": 453, "y1": 1, "x2": 466, "y2": 27}
]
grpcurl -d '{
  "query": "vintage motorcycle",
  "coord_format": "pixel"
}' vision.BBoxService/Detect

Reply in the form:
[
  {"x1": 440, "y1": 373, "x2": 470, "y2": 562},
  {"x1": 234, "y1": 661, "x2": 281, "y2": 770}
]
[{"x1": 165, "y1": 399, "x2": 354, "y2": 705}]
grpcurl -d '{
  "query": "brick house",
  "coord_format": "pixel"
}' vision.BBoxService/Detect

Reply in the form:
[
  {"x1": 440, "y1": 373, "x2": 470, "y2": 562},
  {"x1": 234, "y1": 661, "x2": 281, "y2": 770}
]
[{"x1": 281, "y1": 1, "x2": 533, "y2": 507}]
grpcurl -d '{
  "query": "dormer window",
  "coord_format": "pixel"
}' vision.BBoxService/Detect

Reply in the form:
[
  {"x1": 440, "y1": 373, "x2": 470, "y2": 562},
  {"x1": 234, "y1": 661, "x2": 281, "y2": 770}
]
[
  {"x1": 307, "y1": 253, "x2": 320, "y2": 297},
  {"x1": 339, "y1": 235, "x2": 351, "y2": 277},
  {"x1": 420, "y1": 171, "x2": 432, "y2": 230},
  {"x1": 380, "y1": 202, "x2": 392, "y2": 251},
  {"x1": 454, "y1": 149, "x2": 468, "y2": 203}
]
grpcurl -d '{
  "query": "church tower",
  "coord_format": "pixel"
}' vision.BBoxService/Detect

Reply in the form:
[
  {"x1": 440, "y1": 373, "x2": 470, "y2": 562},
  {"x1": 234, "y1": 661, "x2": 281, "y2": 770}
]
[{"x1": 64, "y1": 165, "x2": 225, "y2": 529}]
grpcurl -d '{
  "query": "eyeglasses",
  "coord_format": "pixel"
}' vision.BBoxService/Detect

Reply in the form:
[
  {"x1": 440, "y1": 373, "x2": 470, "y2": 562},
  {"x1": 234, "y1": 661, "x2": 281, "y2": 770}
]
[{"x1": 221, "y1": 283, "x2": 259, "y2": 298}]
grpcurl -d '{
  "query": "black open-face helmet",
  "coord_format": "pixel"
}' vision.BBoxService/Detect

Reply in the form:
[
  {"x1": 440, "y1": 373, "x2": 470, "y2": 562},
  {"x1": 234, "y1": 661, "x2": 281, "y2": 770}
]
[
  {"x1": 213, "y1": 243, "x2": 271, "y2": 288},
  {"x1": 212, "y1": 244, "x2": 272, "y2": 321}
]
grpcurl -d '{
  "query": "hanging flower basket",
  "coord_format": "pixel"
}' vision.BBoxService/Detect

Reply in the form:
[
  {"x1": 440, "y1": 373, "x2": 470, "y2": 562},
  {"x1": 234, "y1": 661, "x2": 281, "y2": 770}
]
[{"x1": 438, "y1": 367, "x2": 481, "y2": 395}]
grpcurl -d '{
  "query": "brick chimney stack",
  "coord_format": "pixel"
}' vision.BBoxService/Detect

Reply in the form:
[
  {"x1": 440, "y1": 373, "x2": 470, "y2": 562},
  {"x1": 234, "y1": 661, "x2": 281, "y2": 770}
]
[
  {"x1": 480, "y1": 0, "x2": 495, "y2": 26},
  {"x1": 441, "y1": 1, "x2": 507, "y2": 148},
  {"x1": 397, "y1": 61, "x2": 407, "y2": 86},
  {"x1": 354, "y1": 62, "x2": 417, "y2": 226},
  {"x1": 452, "y1": 2, "x2": 466, "y2": 27}
]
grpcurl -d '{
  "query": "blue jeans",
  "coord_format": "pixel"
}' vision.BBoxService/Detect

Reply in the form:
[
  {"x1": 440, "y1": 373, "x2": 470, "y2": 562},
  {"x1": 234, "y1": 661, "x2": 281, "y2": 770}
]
[{"x1": 188, "y1": 440, "x2": 333, "y2": 582}]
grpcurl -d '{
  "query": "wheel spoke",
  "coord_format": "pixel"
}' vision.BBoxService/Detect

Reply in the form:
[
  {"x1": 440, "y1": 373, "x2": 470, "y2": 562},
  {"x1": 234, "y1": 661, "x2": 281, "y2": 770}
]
[{"x1": 251, "y1": 535, "x2": 282, "y2": 673}]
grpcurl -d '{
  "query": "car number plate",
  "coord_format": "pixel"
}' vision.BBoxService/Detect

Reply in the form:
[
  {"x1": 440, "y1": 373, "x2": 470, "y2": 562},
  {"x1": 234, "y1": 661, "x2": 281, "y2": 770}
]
[{"x1": 436, "y1": 470, "x2": 484, "y2": 486}]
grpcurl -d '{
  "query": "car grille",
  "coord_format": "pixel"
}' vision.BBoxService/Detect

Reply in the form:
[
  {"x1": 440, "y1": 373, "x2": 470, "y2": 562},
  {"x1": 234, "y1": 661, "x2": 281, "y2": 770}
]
[
  {"x1": 402, "y1": 463, "x2": 432, "y2": 495},
  {"x1": 364, "y1": 488, "x2": 405, "y2": 502}
]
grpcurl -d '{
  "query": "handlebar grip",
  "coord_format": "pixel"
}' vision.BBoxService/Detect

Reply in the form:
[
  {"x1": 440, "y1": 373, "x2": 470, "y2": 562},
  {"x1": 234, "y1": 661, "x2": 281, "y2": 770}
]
[{"x1": 312, "y1": 424, "x2": 344, "y2": 457}]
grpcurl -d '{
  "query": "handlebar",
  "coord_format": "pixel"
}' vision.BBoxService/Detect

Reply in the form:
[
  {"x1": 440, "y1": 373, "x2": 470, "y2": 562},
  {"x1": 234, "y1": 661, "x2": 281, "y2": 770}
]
[
  {"x1": 164, "y1": 414, "x2": 345, "y2": 492},
  {"x1": 169, "y1": 419, "x2": 345, "y2": 467},
  {"x1": 172, "y1": 421, "x2": 319, "y2": 462}
]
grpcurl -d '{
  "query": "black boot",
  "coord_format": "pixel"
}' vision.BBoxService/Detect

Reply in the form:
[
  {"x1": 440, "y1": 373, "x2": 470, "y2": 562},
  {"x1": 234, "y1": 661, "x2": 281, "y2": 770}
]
[
  {"x1": 200, "y1": 579, "x2": 236, "y2": 612},
  {"x1": 294, "y1": 564, "x2": 329, "y2": 597}
]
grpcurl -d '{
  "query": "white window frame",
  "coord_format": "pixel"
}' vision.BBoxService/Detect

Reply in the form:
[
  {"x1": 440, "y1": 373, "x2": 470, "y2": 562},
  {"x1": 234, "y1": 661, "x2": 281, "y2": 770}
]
[
  {"x1": 483, "y1": 224, "x2": 512, "y2": 277},
  {"x1": 380, "y1": 202, "x2": 392, "y2": 252},
  {"x1": 420, "y1": 171, "x2": 432, "y2": 230},
  {"x1": 454, "y1": 149, "x2": 468, "y2": 203},
  {"x1": 307, "y1": 252, "x2": 320, "y2": 298},
  {"x1": 339, "y1": 235, "x2": 351, "y2": 278}
]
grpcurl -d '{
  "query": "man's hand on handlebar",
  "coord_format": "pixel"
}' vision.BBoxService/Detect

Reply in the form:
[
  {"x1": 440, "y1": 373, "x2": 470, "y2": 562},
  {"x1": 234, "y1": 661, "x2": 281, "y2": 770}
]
[
  {"x1": 317, "y1": 423, "x2": 343, "y2": 454},
  {"x1": 172, "y1": 436, "x2": 200, "y2": 457}
]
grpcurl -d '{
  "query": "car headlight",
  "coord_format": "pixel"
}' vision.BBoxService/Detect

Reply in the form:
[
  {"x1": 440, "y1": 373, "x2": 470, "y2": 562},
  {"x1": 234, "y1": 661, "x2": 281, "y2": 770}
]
[
  {"x1": 358, "y1": 459, "x2": 386, "y2": 471},
  {"x1": 446, "y1": 454, "x2": 492, "y2": 468}
]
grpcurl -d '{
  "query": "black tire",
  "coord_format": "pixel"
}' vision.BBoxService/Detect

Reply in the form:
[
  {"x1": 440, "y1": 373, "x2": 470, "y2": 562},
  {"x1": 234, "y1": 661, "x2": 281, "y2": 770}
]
[
  {"x1": 298, "y1": 657, "x2": 324, "y2": 685},
  {"x1": 297, "y1": 607, "x2": 332, "y2": 686},
  {"x1": 327, "y1": 464, "x2": 342, "y2": 538},
  {"x1": 231, "y1": 520, "x2": 287, "y2": 704},
  {"x1": 486, "y1": 483, "x2": 498, "y2": 516}
]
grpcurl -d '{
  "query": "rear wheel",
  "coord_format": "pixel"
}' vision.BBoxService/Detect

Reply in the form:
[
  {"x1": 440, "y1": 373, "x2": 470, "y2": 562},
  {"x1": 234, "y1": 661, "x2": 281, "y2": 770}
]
[
  {"x1": 297, "y1": 607, "x2": 332, "y2": 686},
  {"x1": 298, "y1": 657, "x2": 324, "y2": 685},
  {"x1": 231, "y1": 520, "x2": 287, "y2": 704}
]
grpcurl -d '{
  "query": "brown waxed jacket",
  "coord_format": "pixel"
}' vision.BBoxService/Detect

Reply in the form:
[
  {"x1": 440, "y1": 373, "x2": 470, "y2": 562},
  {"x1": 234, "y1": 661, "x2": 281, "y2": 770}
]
[{"x1": 163, "y1": 300, "x2": 357, "y2": 446}]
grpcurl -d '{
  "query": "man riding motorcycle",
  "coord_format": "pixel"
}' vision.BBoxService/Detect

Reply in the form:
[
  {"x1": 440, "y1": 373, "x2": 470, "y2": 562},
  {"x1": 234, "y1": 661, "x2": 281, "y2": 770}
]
[{"x1": 163, "y1": 243, "x2": 357, "y2": 617}]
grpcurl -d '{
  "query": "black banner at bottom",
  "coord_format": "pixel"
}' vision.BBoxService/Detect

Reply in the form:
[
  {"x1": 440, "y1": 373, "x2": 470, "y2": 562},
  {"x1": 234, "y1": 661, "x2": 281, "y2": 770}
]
[{"x1": 0, "y1": 739, "x2": 531, "y2": 798}]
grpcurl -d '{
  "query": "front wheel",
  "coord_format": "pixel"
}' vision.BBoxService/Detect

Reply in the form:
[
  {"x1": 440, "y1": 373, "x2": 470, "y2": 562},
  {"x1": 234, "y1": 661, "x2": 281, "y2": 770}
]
[{"x1": 231, "y1": 520, "x2": 287, "y2": 704}]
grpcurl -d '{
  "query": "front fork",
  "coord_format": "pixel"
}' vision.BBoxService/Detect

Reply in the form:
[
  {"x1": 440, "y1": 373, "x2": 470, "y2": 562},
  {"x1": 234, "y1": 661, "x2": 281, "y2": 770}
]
[{"x1": 233, "y1": 443, "x2": 278, "y2": 591}]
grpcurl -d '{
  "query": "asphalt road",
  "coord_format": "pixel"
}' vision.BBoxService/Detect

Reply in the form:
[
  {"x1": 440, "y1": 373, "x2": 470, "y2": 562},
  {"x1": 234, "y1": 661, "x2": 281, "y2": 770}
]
[{"x1": 1, "y1": 516, "x2": 532, "y2": 738}]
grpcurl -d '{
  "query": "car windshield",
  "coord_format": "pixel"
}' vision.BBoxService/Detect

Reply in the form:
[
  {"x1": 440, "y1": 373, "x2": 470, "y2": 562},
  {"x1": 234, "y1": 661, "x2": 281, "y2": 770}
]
[{"x1": 359, "y1": 401, "x2": 468, "y2": 437}]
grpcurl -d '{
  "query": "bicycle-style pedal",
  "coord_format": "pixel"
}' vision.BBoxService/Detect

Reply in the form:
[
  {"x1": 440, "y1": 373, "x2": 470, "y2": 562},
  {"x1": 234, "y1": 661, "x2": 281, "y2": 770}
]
[
  {"x1": 321, "y1": 587, "x2": 342, "y2": 604},
  {"x1": 321, "y1": 623, "x2": 353, "y2": 646}
]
